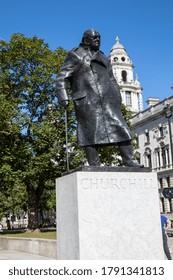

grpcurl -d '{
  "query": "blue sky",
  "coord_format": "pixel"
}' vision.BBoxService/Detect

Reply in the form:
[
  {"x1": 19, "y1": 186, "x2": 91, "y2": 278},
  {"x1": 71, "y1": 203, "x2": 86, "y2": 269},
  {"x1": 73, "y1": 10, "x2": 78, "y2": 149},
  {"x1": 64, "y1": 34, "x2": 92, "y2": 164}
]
[{"x1": 1, "y1": 0, "x2": 173, "y2": 109}]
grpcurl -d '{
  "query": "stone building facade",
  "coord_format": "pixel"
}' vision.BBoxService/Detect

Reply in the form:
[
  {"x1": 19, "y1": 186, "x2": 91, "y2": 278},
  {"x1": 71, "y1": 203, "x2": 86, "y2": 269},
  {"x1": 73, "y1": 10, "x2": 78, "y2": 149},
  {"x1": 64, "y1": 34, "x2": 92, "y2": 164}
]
[
  {"x1": 109, "y1": 37, "x2": 173, "y2": 218},
  {"x1": 109, "y1": 37, "x2": 143, "y2": 113},
  {"x1": 130, "y1": 96, "x2": 173, "y2": 216}
]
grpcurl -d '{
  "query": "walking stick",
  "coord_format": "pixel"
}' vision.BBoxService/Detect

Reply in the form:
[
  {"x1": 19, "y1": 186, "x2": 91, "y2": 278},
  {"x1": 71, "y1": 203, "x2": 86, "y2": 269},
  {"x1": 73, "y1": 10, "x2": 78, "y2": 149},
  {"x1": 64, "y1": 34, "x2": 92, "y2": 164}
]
[{"x1": 65, "y1": 108, "x2": 69, "y2": 171}]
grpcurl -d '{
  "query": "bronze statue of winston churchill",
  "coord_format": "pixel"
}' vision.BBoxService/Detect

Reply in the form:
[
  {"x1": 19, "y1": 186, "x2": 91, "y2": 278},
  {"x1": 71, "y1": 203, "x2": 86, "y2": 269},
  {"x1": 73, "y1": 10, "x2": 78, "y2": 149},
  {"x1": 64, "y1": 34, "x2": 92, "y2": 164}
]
[{"x1": 56, "y1": 29, "x2": 143, "y2": 167}]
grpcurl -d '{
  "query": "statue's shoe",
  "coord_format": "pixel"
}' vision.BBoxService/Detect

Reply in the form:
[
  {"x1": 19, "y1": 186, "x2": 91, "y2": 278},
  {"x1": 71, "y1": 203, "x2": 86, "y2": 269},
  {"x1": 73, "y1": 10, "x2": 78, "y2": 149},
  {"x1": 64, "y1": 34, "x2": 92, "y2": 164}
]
[{"x1": 124, "y1": 160, "x2": 144, "y2": 168}]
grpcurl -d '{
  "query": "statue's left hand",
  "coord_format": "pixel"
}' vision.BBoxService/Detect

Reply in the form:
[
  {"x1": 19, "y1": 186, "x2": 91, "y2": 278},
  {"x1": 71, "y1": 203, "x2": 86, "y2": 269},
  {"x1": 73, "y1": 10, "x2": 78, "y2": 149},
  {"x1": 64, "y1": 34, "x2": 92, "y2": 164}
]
[{"x1": 60, "y1": 100, "x2": 69, "y2": 108}]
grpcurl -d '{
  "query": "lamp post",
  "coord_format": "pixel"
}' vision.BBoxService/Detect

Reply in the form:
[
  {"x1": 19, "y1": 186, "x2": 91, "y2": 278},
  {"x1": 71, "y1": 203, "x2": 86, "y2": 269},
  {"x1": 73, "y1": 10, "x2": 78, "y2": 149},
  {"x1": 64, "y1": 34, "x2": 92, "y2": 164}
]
[{"x1": 164, "y1": 103, "x2": 173, "y2": 167}]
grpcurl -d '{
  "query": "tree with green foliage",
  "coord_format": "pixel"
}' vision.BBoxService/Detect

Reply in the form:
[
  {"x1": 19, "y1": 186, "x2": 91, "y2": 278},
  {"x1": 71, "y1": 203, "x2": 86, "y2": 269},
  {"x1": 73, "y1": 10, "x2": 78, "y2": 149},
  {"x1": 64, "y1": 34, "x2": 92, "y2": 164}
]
[
  {"x1": 0, "y1": 92, "x2": 27, "y2": 222},
  {"x1": 0, "y1": 34, "x2": 84, "y2": 229}
]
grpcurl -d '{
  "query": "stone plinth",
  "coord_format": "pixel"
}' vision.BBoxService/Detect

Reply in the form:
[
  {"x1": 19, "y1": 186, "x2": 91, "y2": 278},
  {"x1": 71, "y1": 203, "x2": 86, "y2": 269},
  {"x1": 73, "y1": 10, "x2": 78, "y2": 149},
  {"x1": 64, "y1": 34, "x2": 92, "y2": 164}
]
[{"x1": 56, "y1": 169, "x2": 164, "y2": 259}]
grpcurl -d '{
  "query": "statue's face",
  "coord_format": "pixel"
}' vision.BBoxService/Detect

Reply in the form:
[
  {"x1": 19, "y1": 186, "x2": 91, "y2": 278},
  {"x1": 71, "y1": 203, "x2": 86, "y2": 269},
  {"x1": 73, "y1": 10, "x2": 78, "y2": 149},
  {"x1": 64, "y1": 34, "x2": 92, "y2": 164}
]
[{"x1": 83, "y1": 30, "x2": 101, "y2": 50}]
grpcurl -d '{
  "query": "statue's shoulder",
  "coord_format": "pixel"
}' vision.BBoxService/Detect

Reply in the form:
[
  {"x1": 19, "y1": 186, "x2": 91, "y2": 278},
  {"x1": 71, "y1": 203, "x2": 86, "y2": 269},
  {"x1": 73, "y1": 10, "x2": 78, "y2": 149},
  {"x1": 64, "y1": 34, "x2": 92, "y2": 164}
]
[
  {"x1": 71, "y1": 47, "x2": 79, "y2": 52},
  {"x1": 99, "y1": 50, "x2": 108, "y2": 58},
  {"x1": 64, "y1": 47, "x2": 86, "y2": 64},
  {"x1": 70, "y1": 46, "x2": 86, "y2": 58},
  {"x1": 64, "y1": 47, "x2": 81, "y2": 61}
]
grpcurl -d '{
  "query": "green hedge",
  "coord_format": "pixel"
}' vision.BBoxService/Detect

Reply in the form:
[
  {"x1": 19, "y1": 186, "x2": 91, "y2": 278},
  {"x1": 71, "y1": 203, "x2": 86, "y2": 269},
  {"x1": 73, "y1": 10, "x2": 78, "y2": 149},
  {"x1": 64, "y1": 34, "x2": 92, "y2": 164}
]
[
  {"x1": 0, "y1": 229, "x2": 26, "y2": 234},
  {"x1": 40, "y1": 228, "x2": 56, "y2": 232}
]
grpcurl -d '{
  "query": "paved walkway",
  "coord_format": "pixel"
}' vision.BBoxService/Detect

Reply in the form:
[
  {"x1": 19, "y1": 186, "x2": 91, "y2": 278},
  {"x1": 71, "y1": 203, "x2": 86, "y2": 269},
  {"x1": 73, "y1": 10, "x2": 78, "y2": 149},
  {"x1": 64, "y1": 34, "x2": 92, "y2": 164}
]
[
  {"x1": 0, "y1": 249, "x2": 172, "y2": 260},
  {"x1": 0, "y1": 250, "x2": 55, "y2": 260}
]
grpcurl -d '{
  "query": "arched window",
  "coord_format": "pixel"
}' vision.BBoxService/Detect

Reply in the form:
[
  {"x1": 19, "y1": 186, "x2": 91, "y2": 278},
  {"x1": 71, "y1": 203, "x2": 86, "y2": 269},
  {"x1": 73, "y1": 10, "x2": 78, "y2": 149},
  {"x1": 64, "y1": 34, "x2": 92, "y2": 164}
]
[
  {"x1": 159, "y1": 177, "x2": 163, "y2": 188},
  {"x1": 121, "y1": 70, "x2": 127, "y2": 82},
  {"x1": 155, "y1": 148, "x2": 161, "y2": 168},
  {"x1": 161, "y1": 144, "x2": 170, "y2": 167},
  {"x1": 145, "y1": 148, "x2": 152, "y2": 168}
]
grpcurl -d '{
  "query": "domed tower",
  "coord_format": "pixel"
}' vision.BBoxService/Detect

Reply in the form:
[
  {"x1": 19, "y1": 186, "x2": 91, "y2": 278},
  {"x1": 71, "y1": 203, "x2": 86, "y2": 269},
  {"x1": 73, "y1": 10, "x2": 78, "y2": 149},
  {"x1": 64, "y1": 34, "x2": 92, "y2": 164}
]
[{"x1": 109, "y1": 37, "x2": 143, "y2": 113}]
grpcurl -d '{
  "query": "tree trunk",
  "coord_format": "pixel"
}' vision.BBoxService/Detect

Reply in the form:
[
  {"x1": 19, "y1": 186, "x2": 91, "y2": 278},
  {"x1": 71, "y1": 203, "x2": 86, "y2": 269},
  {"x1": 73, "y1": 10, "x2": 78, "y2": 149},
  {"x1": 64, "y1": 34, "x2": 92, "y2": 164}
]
[{"x1": 27, "y1": 183, "x2": 39, "y2": 229}]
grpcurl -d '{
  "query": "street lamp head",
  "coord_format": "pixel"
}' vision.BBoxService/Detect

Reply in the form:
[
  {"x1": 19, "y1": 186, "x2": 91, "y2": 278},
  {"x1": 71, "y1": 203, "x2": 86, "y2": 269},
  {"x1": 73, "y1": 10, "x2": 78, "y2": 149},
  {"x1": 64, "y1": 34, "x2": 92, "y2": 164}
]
[{"x1": 162, "y1": 188, "x2": 173, "y2": 199}]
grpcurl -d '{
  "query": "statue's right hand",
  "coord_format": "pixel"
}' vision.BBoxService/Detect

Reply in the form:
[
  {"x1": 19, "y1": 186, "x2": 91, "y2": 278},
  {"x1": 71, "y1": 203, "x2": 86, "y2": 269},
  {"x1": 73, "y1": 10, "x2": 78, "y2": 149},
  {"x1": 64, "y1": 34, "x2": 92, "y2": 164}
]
[{"x1": 60, "y1": 100, "x2": 69, "y2": 108}]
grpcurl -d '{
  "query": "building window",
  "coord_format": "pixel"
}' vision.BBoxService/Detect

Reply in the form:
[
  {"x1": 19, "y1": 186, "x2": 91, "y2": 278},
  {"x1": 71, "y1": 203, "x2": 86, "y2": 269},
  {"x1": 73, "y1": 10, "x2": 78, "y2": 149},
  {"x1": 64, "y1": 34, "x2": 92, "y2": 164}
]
[
  {"x1": 159, "y1": 124, "x2": 164, "y2": 138},
  {"x1": 169, "y1": 200, "x2": 173, "y2": 212},
  {"x1": 145, "y1": 148, "x2": 152, "y2": 168},
  {"x1": 161, "y1": 145, "x2": 170, "y2": 167},
  {"x1": 155, "y1": 148, "x2": 161, "y2": 168},
  {"x1": 148, "y1": 154, "x2": 152, "y2": 168},
  {"x1": 167, "y1": 177, "x2": 170, "y2": 188},
  {"x1": 122, "y1": 70, "x2": 127, "y2": 82},
  {"x1": 161, "y1": 197, "x2": 165, "y2": 212},
  {"x1": 125, "y1": 91, "x2": 131, "y2": 106},
  {"x1": 159, "y1": 177, "x2": 163, "y2": 188},
  {"x1": 167, "y1": 146, "x2": 170, "y2": 165},
  {"x1": 145, "y1": 129, "x2": 150, "y2": 144},
  {"x1": 161, "y1": 147, "x2": 166, "y2": 167}
]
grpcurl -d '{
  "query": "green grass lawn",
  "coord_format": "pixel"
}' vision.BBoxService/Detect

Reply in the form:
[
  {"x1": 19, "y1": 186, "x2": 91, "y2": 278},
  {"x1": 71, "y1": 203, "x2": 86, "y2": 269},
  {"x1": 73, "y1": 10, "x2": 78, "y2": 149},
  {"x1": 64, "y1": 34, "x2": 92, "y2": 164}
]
[{"x1": 2, "y1": 231, "x2": 56, "y2": 240}]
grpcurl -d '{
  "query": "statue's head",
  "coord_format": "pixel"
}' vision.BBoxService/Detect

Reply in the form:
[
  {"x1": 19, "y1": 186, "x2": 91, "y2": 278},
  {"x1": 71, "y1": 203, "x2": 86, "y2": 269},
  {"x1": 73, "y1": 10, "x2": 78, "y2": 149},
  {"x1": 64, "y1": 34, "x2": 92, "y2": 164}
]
[{"x1": 82, "y1": 29, "x2": 100, "y2": 50}]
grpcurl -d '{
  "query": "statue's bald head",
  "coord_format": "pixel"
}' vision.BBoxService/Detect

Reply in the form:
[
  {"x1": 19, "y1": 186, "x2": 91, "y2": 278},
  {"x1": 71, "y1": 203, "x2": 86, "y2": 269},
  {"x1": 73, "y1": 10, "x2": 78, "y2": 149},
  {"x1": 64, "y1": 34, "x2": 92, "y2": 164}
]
[
  {"x1": 82, "y1": 29, "x2": 100, "y2": 40},
  {"x1": 81, "y1": 29, "x2": 101, "y2": 50}
]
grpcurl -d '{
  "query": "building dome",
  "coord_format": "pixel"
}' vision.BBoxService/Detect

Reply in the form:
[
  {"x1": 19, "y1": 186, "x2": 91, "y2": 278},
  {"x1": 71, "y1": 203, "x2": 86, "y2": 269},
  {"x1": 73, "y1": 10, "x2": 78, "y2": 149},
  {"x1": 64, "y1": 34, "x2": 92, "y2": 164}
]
[
  {"x1": 110, "y1": 37, "x2": 133, "y2": 66},
  {"x1": 110, "y1": 37, "x2": 126, "y2": 53},
  {"x1": 109, "y1": 37, "x2": 143, "y2": 113}
]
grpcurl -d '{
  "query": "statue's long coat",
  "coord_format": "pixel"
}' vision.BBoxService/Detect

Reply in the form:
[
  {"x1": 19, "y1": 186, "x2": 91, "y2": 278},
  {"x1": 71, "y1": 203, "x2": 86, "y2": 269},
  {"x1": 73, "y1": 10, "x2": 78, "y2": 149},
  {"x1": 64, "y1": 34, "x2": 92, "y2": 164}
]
[{"x1": 56, "y1": 45, "x2": 131, "y2": 147}]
